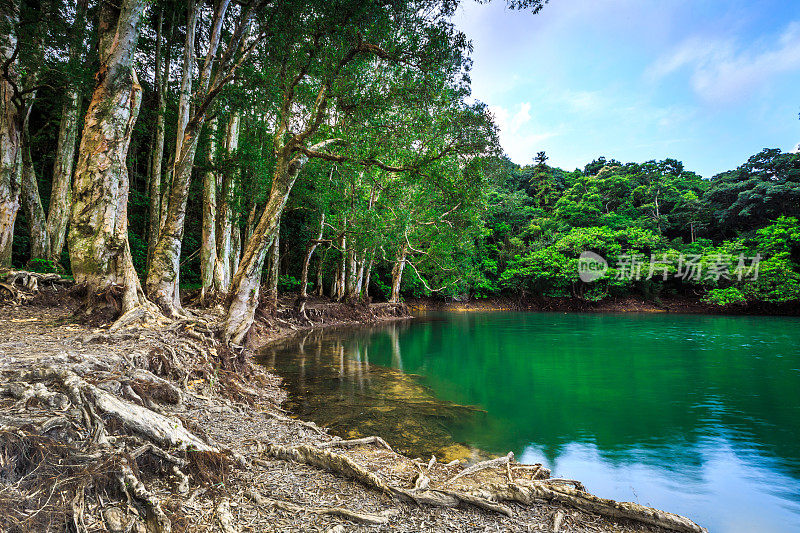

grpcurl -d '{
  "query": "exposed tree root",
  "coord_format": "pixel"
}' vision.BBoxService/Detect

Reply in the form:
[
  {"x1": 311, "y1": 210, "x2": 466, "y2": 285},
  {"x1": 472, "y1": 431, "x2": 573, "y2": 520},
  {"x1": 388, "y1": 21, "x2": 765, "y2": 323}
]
[
  {"x1": 261, "y1": 441, "x2": 706, "y2": 532},
  {"x1": 215, "y1": 499, "x2": 238, "y2": 533},
  {"x1": 118, "y1": 457, "x2": 172, "y2": 533},
  {"x1": 260, "y1": 442, "x2": 513, "y2": 516},
  {"x1": 20, "y1": 366, "x2": 216, "y2": 452},
  {"x1": 246, "y1": 488, "x2": 390, "y2": 525},
  {"x1": 318, "y1": 435, "x2": 394, "y2": 452},
  {"x1": 487, "y1": 479, "x2": 707, "y2": 533},
  {"x1": 444, "y1": 451, "x2": 515, "y2": 486}
]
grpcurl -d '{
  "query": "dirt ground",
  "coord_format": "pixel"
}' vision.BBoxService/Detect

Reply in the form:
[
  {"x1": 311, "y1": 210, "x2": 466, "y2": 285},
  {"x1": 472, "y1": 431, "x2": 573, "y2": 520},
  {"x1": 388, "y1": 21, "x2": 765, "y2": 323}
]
[{"x1": 0, "y1": 283, "x2": 704, "y2": 533}]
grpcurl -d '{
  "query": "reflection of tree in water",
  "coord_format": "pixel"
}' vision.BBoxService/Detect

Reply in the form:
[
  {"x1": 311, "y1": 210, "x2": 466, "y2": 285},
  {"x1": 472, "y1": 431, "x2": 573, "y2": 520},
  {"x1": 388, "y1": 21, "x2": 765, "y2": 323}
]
[{"x1": 260, "y1": 323, "x2": 488, "y2": 462}]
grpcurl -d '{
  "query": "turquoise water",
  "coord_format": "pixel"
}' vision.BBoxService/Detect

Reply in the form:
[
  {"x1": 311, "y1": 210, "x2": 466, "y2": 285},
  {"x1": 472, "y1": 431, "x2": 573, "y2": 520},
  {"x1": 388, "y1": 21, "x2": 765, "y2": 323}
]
[{"x1": 263, "y1": 312, "x2": 800, "y2": 532}]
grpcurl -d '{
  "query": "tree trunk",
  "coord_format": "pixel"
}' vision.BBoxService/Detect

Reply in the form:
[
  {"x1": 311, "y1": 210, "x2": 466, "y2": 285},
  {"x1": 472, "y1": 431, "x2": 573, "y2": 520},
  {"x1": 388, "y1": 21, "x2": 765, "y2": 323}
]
[
  {"x1": 244, "y1": 201, "x2": 257, "y2": 250},
  {"x1": 224, "y1": 151, "x2": 307, "y2": 344},
  {"x1": 334, "y1": 227, "x2": 346, "y2": 301},
  {"x1": 300, "y1": 213, "x2": 324, "y2": 299},
  {"x1": 46, "y1": 86, "x2": 81, "y2": 263},
  {"x1": 0, "y1": 0, "x2": 21, "y2": 268},
  {"x1": 389, "y1": 244, "x2": 407, "y2": 303},
  {"x1": 145, "y1": 0, "x2": 198, "y2": 316},
  {"x1": 45, "y1": 0, "x2": 87, "y2": 264},
  {"x1": 20, "y1": 122, "x2": 48, "y2": 260},
  {"x1": 146, "y1": 7, "x2": 171, "y2": 270},
  {"x1": 213, "y1": 112, "x2": 240, "y2": 292},
  {"x1": 315, "y1": 249, "x2": 326, "y2": 297},
  {"x1": 266, "y1": 218, "x2": 280, "y2": 307},
  {"x1": 354, "y1": 248, "x2": 367, "y2": 298},
  {"x1": 362, "y1": 251, "x2": 374, "y2": 299},
  {"x1": 200, "y1": 118, "x2": 217, "y2": 302},
  {"x1": 345, "y1": 245, "x2": 359, "y2": 301},
  {"x1": 67, "y1": 0, "x2": 151, "y2": 316}
]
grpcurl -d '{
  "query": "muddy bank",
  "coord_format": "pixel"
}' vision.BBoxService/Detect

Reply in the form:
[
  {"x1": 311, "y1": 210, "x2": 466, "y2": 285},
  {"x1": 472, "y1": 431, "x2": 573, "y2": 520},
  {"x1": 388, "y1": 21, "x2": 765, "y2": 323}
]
[
  {"x1": 0, "y1": 274, "x2": 706, "y2": 533},
  {"x1": 407, "y1": 294, "x2": 800, "y2": 315}
]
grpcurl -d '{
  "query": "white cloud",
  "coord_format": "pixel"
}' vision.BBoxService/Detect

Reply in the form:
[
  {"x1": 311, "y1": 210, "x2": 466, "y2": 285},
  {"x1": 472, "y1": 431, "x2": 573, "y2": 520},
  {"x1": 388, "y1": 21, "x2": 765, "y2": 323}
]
[
  {"x1": 489, "y1": 102, "x2": 560, "y2": 162},
  {"x1": 648, "y1": 21, "x2": 800, "y2": 103},
  {"x1": 490, "y1": 102, "x2": 532, "y2": 134}
]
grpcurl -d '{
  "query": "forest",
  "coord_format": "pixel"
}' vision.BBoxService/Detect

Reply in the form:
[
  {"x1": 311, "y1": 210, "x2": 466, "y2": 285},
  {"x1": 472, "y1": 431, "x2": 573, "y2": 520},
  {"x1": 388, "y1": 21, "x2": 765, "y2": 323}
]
[
  {"x1": 3, "y1": 2, "x2": 797, "y2": 532},
  {"x1": 2, "y1": 0, "x2": 799, "y2": 347}
]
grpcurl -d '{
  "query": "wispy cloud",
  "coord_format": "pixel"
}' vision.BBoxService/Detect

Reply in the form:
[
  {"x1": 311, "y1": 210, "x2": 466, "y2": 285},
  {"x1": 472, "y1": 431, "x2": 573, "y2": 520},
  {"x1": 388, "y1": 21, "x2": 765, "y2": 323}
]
[
  {"x1": 648, "y1": 21, "x2": 800, "y2": 102},
  {"x1": 489, "y1": 102, "x2": 561, "y2": 162}
]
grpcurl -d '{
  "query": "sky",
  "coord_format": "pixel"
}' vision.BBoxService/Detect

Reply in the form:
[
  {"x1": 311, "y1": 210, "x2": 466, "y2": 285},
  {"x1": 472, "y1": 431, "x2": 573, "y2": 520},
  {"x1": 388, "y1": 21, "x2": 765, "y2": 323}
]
[{"x1": 454, "y1": 0, "x2": 800, "y2": 177}]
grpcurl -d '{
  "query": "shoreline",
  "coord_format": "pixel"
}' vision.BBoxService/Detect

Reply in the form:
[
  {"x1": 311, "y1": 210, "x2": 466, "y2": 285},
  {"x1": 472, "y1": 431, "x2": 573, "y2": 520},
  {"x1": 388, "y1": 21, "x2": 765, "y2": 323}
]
[
  {"x1": 0, "y1": 282, "x2": 707, "y2": 533},
  {"x1": 405, "y1": 294, "x2": 800, "y2": 316}
]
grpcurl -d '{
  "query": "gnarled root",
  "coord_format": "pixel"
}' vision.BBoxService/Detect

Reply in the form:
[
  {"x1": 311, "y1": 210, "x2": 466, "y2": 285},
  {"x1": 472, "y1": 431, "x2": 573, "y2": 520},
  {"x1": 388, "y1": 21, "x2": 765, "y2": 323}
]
[
  {"x1": 246, "y1": 488, "x2": 389, "y2": 525},
  {"x1": 118, "y1": 457, "x2": 172, "y2": 533},
  {"x1": 21, "y1": 366, "x2": 216, "y2": 452},
  {"x1": 488, "y1": 479, "x2": 707, "y2": 533},
  {"x1": 260, "y1": 443, "x2": 513, "y2": 516},
  {"x1": 318, "y1": 435, "x2": 394, "y2": 452}
]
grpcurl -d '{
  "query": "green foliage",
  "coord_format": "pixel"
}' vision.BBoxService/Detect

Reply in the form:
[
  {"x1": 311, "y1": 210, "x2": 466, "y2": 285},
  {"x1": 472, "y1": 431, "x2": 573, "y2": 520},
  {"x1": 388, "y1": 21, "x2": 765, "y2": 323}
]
[
  {"x1": 278, "y1": 275, "x2": 302, "y2": 293},
  {"x1": 27, "y1": 258, "x2": 57, "y2": 274},
  {"x1": 704, "y1": 287, "x2": 747, "y2": 306}
]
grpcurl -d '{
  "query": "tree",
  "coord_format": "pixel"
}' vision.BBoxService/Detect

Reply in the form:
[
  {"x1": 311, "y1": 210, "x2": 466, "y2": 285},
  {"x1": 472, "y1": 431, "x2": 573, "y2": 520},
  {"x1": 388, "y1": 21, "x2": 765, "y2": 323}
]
[{"x1": 67, "y1": 0, "x2": 153, "y2": 316}]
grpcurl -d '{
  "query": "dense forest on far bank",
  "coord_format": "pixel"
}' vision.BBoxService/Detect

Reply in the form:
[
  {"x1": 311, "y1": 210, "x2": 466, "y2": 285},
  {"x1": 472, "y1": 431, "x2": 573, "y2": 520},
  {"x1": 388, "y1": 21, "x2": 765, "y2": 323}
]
[{"x1": 2, "y1": 0, "x2": 798, "y2": 335}]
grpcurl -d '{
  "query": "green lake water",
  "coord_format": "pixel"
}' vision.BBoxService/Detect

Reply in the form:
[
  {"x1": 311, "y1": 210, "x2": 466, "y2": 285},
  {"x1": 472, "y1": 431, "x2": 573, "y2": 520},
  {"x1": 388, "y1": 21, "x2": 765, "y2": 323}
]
[{"x1": 260, "y1": 312, "x2": 800, "y2": 533}]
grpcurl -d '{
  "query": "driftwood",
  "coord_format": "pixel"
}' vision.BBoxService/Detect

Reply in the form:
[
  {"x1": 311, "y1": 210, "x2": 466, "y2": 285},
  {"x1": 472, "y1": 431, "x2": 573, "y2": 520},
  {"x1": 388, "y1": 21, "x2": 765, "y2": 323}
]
[{"x1": 246, "y1": 488, "x2": 389, "y2": 525}]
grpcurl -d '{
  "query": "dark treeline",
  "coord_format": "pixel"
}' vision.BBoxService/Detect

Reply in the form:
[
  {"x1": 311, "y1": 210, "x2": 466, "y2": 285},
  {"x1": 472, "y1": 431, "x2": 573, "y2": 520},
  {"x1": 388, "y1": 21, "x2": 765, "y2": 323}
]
[{"x1": 2, "y1": 0, "x2": 798, "y2": 345}]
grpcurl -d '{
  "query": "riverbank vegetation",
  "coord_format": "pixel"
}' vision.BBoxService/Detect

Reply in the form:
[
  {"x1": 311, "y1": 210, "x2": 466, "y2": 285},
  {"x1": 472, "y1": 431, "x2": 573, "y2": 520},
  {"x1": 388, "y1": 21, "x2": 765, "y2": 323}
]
[{"x1": 2, "y1": 0, "x2": 798, "y2": 328}]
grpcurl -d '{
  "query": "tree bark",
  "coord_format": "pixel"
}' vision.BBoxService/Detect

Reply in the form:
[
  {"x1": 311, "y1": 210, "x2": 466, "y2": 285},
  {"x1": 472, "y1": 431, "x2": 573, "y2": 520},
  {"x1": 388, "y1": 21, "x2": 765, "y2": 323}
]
[
  {"x1": 45, "y1": 0, "x2": 87, "y2": 264},
  {"x1": 315, "y1": 249, "x2": 326, "y2": 297},
  {"x1": 213, "y1": 112, "x2": 240, "y2": 292},
  {"x1": 300, "y1": 213, "x2": 324, "y2": 299},
  {"x1": 200, "y1": 117, "x2": 217, "y2": 302},
  {"x1": 20, "y1": 122, "x2": 47, "y2": 260},
  {"x1": 389, "y1": 244, "x2": 407, "y2": 303},
  {"x1": 146, "y1": 7, "x2": 172, "y2": 270},
  {"x1": 0, "y1": 0, "x2": 21, "y2": 268},
  {"x1": 266, "y1": 217, "x2": 280, "y2": 307},
  {"x1": 224, "y1": 150, "x2": 309, "y2": 344},
  {"x1": 67, "y1": 0, "x2": 151, "y2": 315},
  {"x1": 361, "y1": 251, "x2": 374, "y2": 299},
  {"x1": 146, "y1": 0, "x2": 199, "y2": 316}
]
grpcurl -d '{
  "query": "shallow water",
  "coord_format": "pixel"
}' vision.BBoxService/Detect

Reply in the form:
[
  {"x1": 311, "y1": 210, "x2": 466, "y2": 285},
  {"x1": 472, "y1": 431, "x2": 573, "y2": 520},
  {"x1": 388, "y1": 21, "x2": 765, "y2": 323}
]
[{"x1": 261, "y1": 312, "x2": 800, "y2": 533}]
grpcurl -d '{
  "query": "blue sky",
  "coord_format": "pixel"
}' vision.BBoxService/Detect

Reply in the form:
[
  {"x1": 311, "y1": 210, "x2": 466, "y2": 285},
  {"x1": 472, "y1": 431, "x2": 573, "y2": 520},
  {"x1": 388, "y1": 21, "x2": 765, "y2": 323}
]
[{"x1": 454, "y1": 0, "x2": 800, "y2": 177}]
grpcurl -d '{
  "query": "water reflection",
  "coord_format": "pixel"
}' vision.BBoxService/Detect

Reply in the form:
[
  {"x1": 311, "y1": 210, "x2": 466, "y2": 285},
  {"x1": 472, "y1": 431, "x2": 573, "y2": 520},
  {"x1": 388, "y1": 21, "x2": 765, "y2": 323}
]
[
  {"x1": 260, "y1": 312, "x2": 800, "y2": 533},
  {"x1": 260, "y1": 323, "x2": 488, "y2": 461}
]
